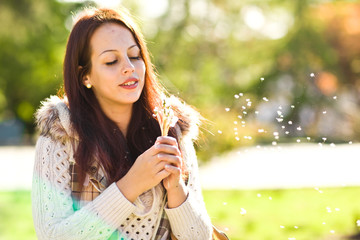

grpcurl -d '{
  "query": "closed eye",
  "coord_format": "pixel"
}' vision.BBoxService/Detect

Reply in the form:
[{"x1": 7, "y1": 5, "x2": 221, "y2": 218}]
[
  {"x1": 105, "y1": 60, "x2": 118, "y2": 65},
  {"x1": 129, "y1": 56, "x2": 141, "y2": 60}
]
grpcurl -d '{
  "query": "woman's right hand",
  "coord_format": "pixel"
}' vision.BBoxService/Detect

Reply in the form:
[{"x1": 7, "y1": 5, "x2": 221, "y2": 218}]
[{"x1": 116, "y1": 136, "x2": 182, "y2": 202}]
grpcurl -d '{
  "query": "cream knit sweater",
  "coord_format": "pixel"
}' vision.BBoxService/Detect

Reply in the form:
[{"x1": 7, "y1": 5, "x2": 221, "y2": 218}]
[{"x1": 32, "y1": 96, "x2": 212, "y2": 240}]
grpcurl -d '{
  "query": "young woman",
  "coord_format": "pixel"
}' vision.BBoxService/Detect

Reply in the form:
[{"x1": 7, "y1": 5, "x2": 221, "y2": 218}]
[{"x1": 32, "y1": 7, "x2": 213, "y2": 240}]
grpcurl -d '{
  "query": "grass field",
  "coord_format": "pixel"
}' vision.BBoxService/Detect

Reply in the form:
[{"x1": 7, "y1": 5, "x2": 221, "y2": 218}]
[{"x1": 1, "y1": 187, "x2": 360, "y2": 240}]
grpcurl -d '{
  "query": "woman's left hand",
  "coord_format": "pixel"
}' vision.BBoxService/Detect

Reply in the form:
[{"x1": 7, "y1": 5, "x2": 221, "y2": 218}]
[{"x1": 156, "y1": 136, "x2": 188, "y2": 207}]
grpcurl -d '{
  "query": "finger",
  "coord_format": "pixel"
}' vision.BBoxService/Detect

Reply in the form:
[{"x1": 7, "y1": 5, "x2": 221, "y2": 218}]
[
  {"x1": 153, "y1": 144, "x2": 180, "y2": 156},
  {"x1": 156, "y1": 136, "x2": 178, "y2": 147},
  {"x1": 164, "y1": 164, "x2": 181, "y2": 175},
  {"x1": 156, "y1": 169, "x2": 171, "y2": 180},
  {"x1": 156, "y1": 154, "x2": 181, "y2": 167}
]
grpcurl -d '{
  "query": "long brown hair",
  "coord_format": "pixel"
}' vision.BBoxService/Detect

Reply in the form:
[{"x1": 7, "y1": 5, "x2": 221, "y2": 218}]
[{"x1": 62, "y1": 7, "x2": 183, "y2": 185}]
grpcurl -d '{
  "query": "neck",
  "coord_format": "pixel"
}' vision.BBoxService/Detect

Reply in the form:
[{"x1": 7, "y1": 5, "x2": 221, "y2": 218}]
[{"x1": 100, "y1": 103, "x2": 133, "y2": 137}]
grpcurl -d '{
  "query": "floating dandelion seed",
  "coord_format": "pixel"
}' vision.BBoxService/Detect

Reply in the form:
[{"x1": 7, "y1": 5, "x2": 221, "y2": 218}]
[
  {"x1": 276, "y1": 118, "x2": 284, "y2": 122},
  {"x1": 239, "y1": 93, "x2": 244, "y2": 96},
  {"x1": 356, "y1": 220, "x2": 360, "y2": 227},
  {"x1": 234, "y1": 127, "x2": 238, "y2": 131},
  {"x1": 280, "y1": 225, "x2": 285, "y2": 229},
  {"x1": 281, "y1": 126, "x2": 286, "y2": 129},
  {"x1": 278, "y1": 106, "x2": 283, "y2": 110},
  {"x1": 349, "y1": 141, "x2": 353, "y2": 144},
  {"x1": 241, "y1": 121, "x2": 246, "y2": 124},
  {"x1": 297, "y1": 126, "x2": 302, "y2": 131},
  {"x1": 273, "y1": 132, "x2": 279, "y2": 136},
  {"x1": 247, "y1": 102, "x2": 252, "y2": 107},
  {"x1": 234, "y1": 121, "x2": 238, "y2": 125},
  {"x1": 294, "y1": 226, "x2": 298, "y2": 229},
  {"x1": 255, "y1": 111, "x2": 259, "y2": 115},
  {"x1": 272, "y1": 141, "x2": 277, "y2": 146},
  {"x1": 234, "y1": 132, "x2": 238, "y2": 135},
  {"x1": 333, "y1": 96, "x2": 337, "y2": 100},
  {"x1": 330, "y1": 230, "x2": 335, "y2": 234},
  {"x1": 263, "y1": 97, "x2": 269, "y2": 102},
  {"x1": 307, "y1": 137, "x2": 311, "y2": 141},
  {"x1": 330, "y1": 143, "x2": 336, "y2": 147},
  {"x1": 240, "y1": 208, "x2": 247, "y2": 215},
  {"x1": 288, "y1": 121, "x2": 293, "y2": 125},
  {"x1": 288, "y1": 238, "x2": 296, "y2": 240},
  {"x1": 335, "y1": 208, "x2": 340, "y2": 211},
  {"x1": 225, "y1": 108, "x2": 230, "y2": 112},
  {"x1": 242, "y1": 106, "x2": 246, "y2": 110},
  {"x1": 274, "y1": 136, "x2": 279, "y2": 140},
  {"x1": 291, "y1": 105, "x2": 295, "y2": 109},
  {"x1": 323, "y1": 111, "x2": 327, "y2": 114},
  {"x1": 323, "y1": 222, "x2": 326, "y2": 225},
  {"x1": 326, "y1": 207, "x2": 332, "y2": 213},
  {"x1": 319, "y1": 143, "x2": 323, "y2": 147},
  {"x1": 234, "y1": 94, "x2": 239, "y2": 99},
  {"x1": 238, "y1": 115, "x2": 242, "y2": 119},
  {"x1": 322, "y1": 137, "x2": 327, "y2": 142},
  {"x1": 297, "y1": 139, "x2": 301, "y2": 143},
  {"x1": 269, "y1": 196, "x2": 272, "y2": 200},
  {"x1": 223, "y1": 202, "x2": 228, "y2": 205},
  {"x1": 257, "y1": 193, "x2": 261, "y2": 197},
  {"x1": 243, "y1": 111, "x2": 247, "y2": 115},
  {"x1": 310, "y1": 73, "x2": 315, "y2": 77},
  {"x1": 224, "y1": 228, "x2": 229, "y2": 231},
  {"x1": 277, "y1": 111, "x2": 283, "y2": 116},
  {"x1": 218, "y1": 130, "x2": 222, "y2": 134},
  {"x1": 235, "y1": 137, "x2": 240, "y2": 141},
  {"x1": 285, "y1": 131, "x2": 290, "y2": 134},
  {"x1": 260, "y1": 77, "x2": 265, "y2": 81},
  {"x1": 258, "y1": 129, "x2": 265, "y2": 133}
]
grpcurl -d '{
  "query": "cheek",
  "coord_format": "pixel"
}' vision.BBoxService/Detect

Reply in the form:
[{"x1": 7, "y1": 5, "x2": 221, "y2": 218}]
[{"x1": 136, "y1": 61, "x2": 146, "y2": 79}]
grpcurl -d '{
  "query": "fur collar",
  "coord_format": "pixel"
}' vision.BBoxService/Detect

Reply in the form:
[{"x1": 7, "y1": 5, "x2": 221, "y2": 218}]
[{"x1": 35, "y1": 95, "x2": 201, "y2": 142}]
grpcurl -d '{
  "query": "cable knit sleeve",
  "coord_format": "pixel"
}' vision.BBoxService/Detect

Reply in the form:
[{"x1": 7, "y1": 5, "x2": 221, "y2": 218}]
[
  {"x1": 32, "y1": 136, "x2": 137, "y2": 240},
  {"x1": 164, "y1": 133, "x2": 212, "y2": 240}
]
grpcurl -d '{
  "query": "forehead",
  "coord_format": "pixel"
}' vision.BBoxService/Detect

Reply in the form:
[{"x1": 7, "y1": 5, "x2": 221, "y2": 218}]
[{"x1": 90, "y1": 23, "x2": 137, "y2": 54}]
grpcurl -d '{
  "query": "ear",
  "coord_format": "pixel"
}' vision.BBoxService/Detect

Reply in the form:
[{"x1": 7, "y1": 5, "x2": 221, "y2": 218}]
[{"x1": 78, "y1": 66, "x2": 91, "y2": 87}]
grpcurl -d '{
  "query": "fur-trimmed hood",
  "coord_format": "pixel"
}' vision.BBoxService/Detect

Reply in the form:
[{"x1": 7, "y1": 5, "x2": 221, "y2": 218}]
[{"x1": 35, "y1": 95, "x2": 201, "y2": 142}]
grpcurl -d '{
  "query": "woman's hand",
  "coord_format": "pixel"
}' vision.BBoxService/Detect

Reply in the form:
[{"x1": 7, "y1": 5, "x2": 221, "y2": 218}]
[
  {"x1": 116, "y1": 136, "x2": 183, "y2": 203},
  {"x1": 157, "y1": 137, "x2": 188, "y2": 208}
]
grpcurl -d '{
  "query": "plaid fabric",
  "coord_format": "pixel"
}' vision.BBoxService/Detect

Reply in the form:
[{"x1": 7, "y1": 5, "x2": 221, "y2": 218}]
[{"x1": 69, "y1": 161, "x2": 171, "y2": 240}]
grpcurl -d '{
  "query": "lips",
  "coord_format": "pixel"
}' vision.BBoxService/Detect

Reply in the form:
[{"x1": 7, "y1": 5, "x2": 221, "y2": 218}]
[{"x1": 120, "y1": 78, "x2": 139, "y2": 89}]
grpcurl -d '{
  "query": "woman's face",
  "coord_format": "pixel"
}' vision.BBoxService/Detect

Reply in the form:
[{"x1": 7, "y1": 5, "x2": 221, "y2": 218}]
[{"x1": 84, "y1": 23, "x2": 145, "y2": 109}]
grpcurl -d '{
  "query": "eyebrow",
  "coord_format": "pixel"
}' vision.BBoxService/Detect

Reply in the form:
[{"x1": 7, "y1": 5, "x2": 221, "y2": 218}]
[{"x1": 99, "y1": 45, "x2": 139, "y2": 56}]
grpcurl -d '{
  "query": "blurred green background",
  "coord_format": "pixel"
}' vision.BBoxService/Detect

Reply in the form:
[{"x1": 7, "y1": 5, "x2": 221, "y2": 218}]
[{"x1": 1, "y1": 0, "x2": 360, "y2": 239}]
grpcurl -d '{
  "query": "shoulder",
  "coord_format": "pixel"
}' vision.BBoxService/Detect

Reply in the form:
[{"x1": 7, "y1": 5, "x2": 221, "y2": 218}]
[
  {"x1": 167, "y1": 95, "x2": 202, "y2": 141},
  {"x1": 35, "y1": 95, "x2": 76, "y2": 143}
]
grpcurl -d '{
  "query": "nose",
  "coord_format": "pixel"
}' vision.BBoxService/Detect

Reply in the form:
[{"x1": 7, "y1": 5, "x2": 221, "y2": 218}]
[{"x1": 122, "y1": 58, "x2": 135, "y2": 75}]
